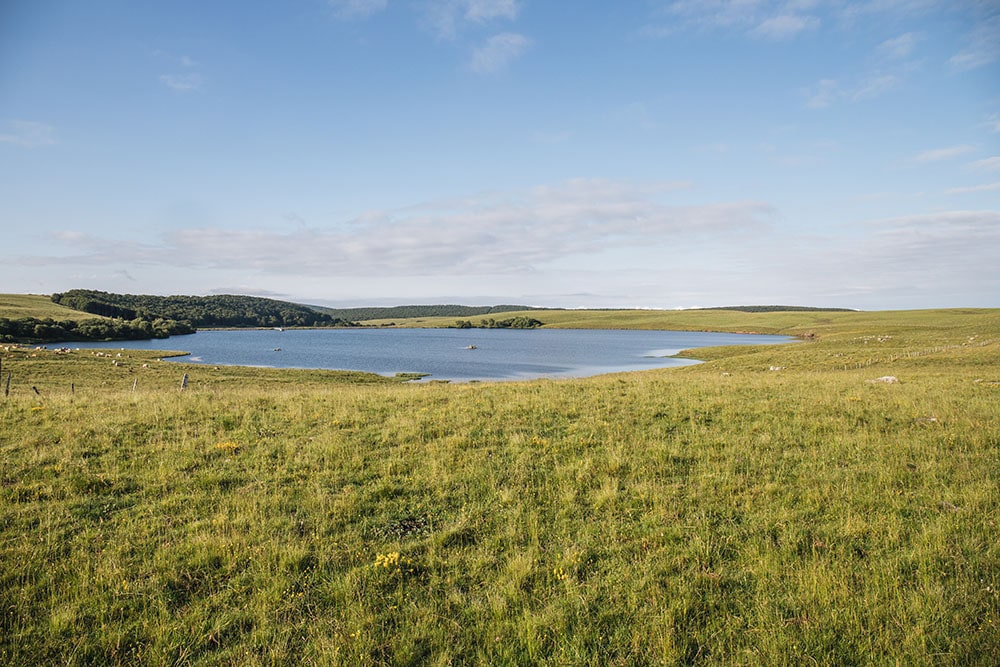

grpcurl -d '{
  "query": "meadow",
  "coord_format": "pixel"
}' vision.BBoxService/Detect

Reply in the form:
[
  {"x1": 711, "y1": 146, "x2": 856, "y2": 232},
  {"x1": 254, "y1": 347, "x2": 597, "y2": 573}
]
[{"x1": 1, "y1": 305, "x2": 998, "y2": 665}]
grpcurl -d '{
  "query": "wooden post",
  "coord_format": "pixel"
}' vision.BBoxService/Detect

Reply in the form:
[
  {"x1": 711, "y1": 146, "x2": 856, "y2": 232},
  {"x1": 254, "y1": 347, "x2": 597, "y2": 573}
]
[
  {"x1": 4, "y1": 371, "x2": 9, "y2": 397},
  {"x1": 181, "y1": 373, "x2": 189, "y2": 390},
  {"x1": 132, "y1": 378, "x2": 138, "y2": 392}
]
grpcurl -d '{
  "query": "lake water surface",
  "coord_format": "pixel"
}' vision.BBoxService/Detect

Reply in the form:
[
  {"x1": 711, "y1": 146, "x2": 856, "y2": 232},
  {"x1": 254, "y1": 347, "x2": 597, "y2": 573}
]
[{"x1": 60, "y1": 328, "x2": 794, "y2": 382}]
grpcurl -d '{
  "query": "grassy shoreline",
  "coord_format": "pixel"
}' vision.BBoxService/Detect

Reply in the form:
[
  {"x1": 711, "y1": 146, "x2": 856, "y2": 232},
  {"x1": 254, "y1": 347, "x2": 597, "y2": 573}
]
[{"x1": 2, "y1": 308, "x2": 998, "y2": 664}]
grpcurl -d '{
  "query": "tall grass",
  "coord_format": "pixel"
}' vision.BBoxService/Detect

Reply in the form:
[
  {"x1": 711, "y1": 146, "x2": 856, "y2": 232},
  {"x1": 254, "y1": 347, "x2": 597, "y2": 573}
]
[{"x1": 1, "y1": 310, "x2": 998, "y2": 665}]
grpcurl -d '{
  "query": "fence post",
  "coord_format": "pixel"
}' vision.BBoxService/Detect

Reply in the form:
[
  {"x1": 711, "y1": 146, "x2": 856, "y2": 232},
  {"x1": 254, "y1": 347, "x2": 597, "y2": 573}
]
[{"x1": 181, "y1": 373, "x2": 189, "y2": 390}]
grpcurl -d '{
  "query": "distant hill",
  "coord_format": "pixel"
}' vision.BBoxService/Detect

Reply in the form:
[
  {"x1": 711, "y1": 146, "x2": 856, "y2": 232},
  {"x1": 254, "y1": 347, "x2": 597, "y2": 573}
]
[
  {"x1": 1, "y1": 293, "x2": 194, "y2": 344},
  {"x1": 698, "y1": 305, "x2": 857, "y2": 313},
  {"x1": 309, "y1": 304, "x2": 541, "y2": 322},
  {"x1": 51, "y1": 290, "x2": 357, "y2": 328},
  {"x1": 0, "y1": 294, "x2": 102, "y2": 321}
]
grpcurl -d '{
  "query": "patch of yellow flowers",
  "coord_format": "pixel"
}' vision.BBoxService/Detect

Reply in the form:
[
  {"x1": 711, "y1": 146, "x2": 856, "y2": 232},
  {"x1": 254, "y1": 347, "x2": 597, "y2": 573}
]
[{"x1": 374, "y1": 551, "x2": 416, "y2": 575}]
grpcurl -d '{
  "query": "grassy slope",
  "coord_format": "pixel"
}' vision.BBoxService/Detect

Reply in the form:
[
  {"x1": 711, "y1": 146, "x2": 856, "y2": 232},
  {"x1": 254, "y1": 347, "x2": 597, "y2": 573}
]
[
  {"x1": 0, "y1": 294, "x2": 103, "y2": 321},
  {"x1": 1, "y1": 309, "x2": 998, "y2": 665},
  {"x1": 363, "y1": 306, "x2": 997, "y2": 335}
]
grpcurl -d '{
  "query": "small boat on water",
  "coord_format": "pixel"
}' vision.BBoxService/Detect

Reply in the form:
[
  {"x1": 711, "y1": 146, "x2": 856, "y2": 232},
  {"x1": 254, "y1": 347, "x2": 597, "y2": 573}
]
[
  {"x1": 273, "y1": 347, "x2": 282, "y2": 351},
  {"x1": 465, "y1": 345, "x2": 477, "y2": 350}
]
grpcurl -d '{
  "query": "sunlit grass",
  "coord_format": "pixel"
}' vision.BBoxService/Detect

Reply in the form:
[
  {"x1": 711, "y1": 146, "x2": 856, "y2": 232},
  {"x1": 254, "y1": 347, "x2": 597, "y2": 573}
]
[{"x1": 1, "y1": 309, "x2": 998, "y2": 664}]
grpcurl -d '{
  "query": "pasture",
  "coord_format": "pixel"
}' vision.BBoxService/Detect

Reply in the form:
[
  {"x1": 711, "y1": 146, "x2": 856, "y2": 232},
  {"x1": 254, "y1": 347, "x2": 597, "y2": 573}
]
[{"x1": 1, "y1": 308, "x2": 998, "y2": 664}]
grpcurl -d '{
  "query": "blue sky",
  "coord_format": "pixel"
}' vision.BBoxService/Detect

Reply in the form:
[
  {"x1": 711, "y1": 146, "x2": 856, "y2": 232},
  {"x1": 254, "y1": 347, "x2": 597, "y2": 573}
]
[{"x1": 2, "y1": 0, "x2": 998, "y2": 309}]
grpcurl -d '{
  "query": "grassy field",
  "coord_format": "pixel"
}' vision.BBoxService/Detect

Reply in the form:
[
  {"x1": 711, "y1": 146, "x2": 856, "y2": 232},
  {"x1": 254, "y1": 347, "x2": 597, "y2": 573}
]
[
  {"x1": 1, "y1": 308, "x2": 998, "y2": 665},
  {"x1": 0, "y1": 294, "x2": 103, "y2": 321}
]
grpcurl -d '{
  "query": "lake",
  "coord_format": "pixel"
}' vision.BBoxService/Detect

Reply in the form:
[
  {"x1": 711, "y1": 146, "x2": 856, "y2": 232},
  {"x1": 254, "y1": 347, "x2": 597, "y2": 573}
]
[{"x1": 56, "y1": 328, "x2": 794, "y2": 382}]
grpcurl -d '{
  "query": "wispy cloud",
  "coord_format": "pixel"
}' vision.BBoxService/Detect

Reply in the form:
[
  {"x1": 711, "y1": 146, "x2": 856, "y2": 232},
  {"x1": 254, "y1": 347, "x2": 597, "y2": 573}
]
[
  {"x1": 328, "y1": 0, "x2": 387, "y2": 20},
  {"x1": 949, "y1": 13, "x2": 1000, "y2": 71},
  {"x1": 469, "y1": 32, "x2": 531, "y2": 73},
  {"x1": 464, "y1": 0, "x2": 519, "y2": 23},
  {"x1": 859, "y1": 210, "x2": 1000, "y2": 269},
  {"x1": 802, "y1": 78, "x2": 840, "y2": 109},
  {"x1": 842, "y1": 209, "x2": 1000, "y2": 296},
  {"x1": 0, "y1": 120, "x2": 56, "y2": 148},
  {"x1": 750, "y1": 14, "x2": 820, "y2": 40},
  {"x1": 40, "y1": 179, "x2": 771, "y2": 277},
  {"x1": 160, "y1": 73, "x2": 203, "y2": 92},
  {"x1": 424, "y1": 0, "x2": 521, "y2": 38},
  {"x1": 945, "y1": 181, "x2": 1000, "y2": 195},
  {"x1": 646, "y1": 1, "x2": 822, "y2": 39},
  {"x1": 851, "y1": 74, "x2": 900, "y2": 101},
  {"x1": 801, "y1": 72, "x2": 901, "y2": 108},
  {"x1": 877, "y1": 32, "x2": 918, "y2": 59},
  {"x1": 762, "y1": 208, "x2": 1000, "y2": 307},
  {"x1": 912, "y1": 145, "x2": 976, "y2": 164},
  {"x1": 969, "y1": 157, "x2": 1000, "y2": 172},
  {"x1": 837, "y1": 0, "x2": 940, "y2": 23},
  {"x1": 158, "y1": 50, "x2": 204, "y2": 92}
]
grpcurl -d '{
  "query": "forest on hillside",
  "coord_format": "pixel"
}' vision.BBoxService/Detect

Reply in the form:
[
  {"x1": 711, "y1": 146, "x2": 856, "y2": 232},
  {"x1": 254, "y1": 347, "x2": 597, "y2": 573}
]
[
  {"x1": 311, "y1": 304, "x2": 541, "y2": 321},
  {"x1": 51, "y1": 290, "x2": 357, "y2": 329},
  {"x1": 0, "y1": 316, "x2": 194, "y2": 344}
]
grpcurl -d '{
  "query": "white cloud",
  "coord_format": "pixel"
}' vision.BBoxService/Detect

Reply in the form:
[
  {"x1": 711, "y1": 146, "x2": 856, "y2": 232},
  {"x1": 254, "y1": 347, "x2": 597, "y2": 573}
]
[
  {"x1": 970, "y1": 157, "x2": 1000, "y2": 172},
  {"x1": 945, "y1": 181, "x2": 1000, "y2": 195},
  {"x1": 649, "y1": 1, "x2": 822, "y2": 39},
  {"x1": 949, "y1": 14, "x2": 1000, "y2": 70},
  {"x1": 860, "y1": 210, "x2": 1000, "y2": 268},
  {"x1": 0, "y1": 120, "x2": 55, "y2": 148},
  {"x1": 160, "y1": 73, "x2": 203, "y2": 92},
  {"x1": 464, "y1": 0, "x2": 519, "y2": 23},
  {"x1": 469, "y1": 32, "x2": 531, "y2": 73},
  {"x1": 803, "y1": 72, "x2": 900, "y2": 108},
  {"x1": 40, "y1": 179, "x2": 771, "y2": 278},
  {"x1": 750, "y1": 14, "x2": 820, "y2": 40},
  {"x1": 851, "y1": 74, "x2": 899, "y2": 101},
  {"x1": 424, "y1": 0, "x2": 520, "y2": 38},
  {"x1": 802, "y1": 79, "x2": 840, "y2": 108},
  {"x1": 913, "y1": 145, "x2": 976, "y2": 164},
  {"x1": 328, "y1": 0, "x2": 387, "y2": 20},
  {"x1": 838, "y1": 0, "x2": 939, "y2": 22},
  {"x1": 752, "y1": 209, "x2": 1000, "y2": 308},
  {"x1": 877, "y1": 32, "x2": 918, "y2": 59},
  {"x1": 661, "y1": 0, "x2": 765, "y2": 31}
]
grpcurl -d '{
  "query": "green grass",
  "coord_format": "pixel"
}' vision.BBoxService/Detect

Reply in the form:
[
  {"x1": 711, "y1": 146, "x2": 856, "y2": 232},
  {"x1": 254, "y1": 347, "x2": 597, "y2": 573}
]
[
  {"x1": 2, "y1": 309, "x2": 999, "y2": 665},
  {"x1": 364, "y1": 306, "x2": 999, "y2": 336},
  {"x1": 0, "y1": 294, "x2": 103, "y2": 321}
]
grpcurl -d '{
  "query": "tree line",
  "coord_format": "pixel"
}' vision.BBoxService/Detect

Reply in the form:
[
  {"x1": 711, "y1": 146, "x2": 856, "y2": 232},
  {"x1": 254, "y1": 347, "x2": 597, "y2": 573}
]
[
  {"x1": 313, "y1": 304, "x2": 540, "y2": 322},
  {"x1": 453, "y1": 317, "x2": 544, "y2": 329},
  {"x1": 51, "y1": 290, "x2": 358, "y2": 329},
  {"x1": 0, "y1": 316, "x2": 194, "y2": 344}
]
